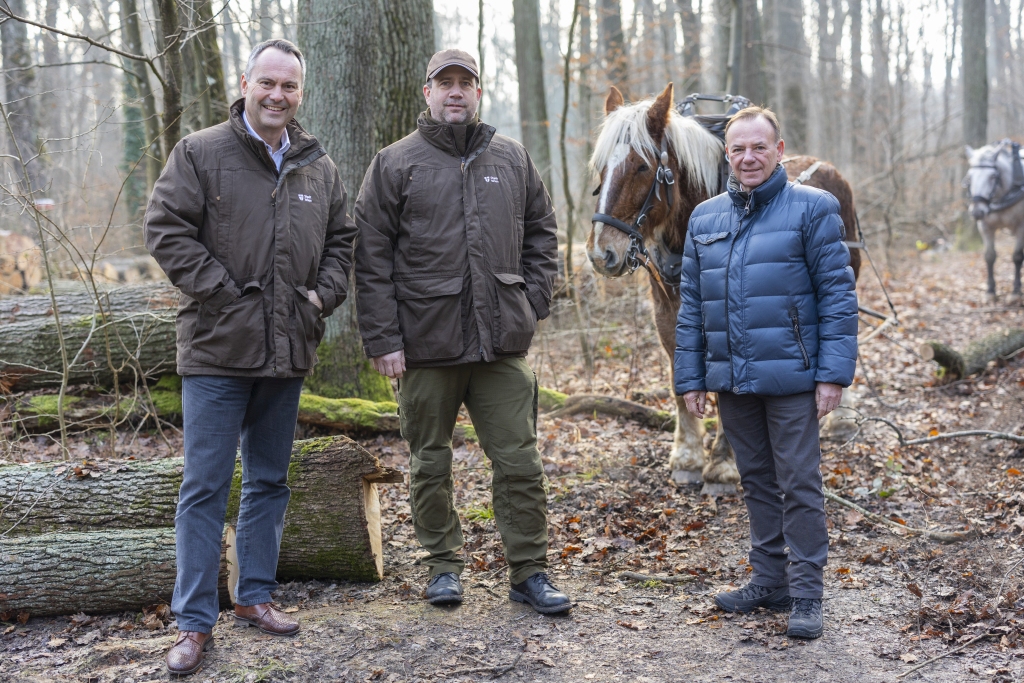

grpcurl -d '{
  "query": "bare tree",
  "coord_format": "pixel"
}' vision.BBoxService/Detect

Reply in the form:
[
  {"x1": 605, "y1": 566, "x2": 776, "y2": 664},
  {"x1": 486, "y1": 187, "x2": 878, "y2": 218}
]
[
  {"x1": 1, "y1": 0, "x2": 37, "y2": 190},
  {"x1": 378, "y1": 0, "x2": 435, "y2": 149},
  {"x1": 962, "y1": 0, "x2": 987, "y2": 146},
  {"x1": 513, "y1": 0, "x2": 555, "y2": 190},
  {"x1": 598, "y1": 0, "x2": 629, "y2": 94},
  {"x1": 677, "y1": 0, "x2": 702, "y2": 93}
]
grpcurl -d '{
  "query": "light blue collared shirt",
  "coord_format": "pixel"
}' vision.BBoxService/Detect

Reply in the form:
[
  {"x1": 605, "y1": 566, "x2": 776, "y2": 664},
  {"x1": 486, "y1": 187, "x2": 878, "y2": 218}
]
[{"x1": 242, "y1": 111, "x2": 290, "y2": 171}]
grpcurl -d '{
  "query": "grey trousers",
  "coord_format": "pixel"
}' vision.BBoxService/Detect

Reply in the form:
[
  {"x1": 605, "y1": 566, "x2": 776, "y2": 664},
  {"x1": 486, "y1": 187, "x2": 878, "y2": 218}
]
[{"x1": 718, "y1": 391, "x2": 827, "y2": 599}]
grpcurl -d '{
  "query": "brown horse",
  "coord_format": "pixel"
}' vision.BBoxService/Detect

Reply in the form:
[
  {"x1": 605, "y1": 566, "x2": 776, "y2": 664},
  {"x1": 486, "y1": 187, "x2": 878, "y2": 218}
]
[{"x1": 586, "y1": 83, "x2": 861, "y2": 494}]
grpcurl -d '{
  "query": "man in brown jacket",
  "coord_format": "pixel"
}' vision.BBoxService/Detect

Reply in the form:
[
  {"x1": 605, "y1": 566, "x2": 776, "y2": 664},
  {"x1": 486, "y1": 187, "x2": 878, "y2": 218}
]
[
  {"x1": 145, "y1": 40, "x2": 355, "y2": 675},
  {"x1": 354, "y1": 49, "x2": 569, "y2": 614}
]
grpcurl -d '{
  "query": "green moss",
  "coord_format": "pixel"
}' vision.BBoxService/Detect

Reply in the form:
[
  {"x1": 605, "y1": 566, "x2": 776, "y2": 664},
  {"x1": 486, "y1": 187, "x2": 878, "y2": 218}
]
[
  {"x1": 297, "y1": 436, "x2": 338, "y2": 455},
  {"x1": 457, "y1": 424, "x2": 478, "y2": 443},
  {"x1": 298, "y1": 394, "x2": 398, "y2": 429},
  {"x1": 19, "y1": 395, "x2": 81, "y2": 427},
  {"x1": 154, "y1": 375, "x2": 182, "y2": 392},
  {"x1": 305, "y1": 336, "x2": 394, "y2": 402},
  {"x1": 150, "y1": 388, "x2": 182, "y2": 417},
  {"x1": 538, "y1": 387, "x2": 567, "y2": 411}
]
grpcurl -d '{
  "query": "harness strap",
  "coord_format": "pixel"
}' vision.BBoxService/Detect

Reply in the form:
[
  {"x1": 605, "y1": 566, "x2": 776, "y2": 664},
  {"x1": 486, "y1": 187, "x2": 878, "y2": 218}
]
[{"x1": 791, "y1": 160, "x2": 824, "y2": 186}]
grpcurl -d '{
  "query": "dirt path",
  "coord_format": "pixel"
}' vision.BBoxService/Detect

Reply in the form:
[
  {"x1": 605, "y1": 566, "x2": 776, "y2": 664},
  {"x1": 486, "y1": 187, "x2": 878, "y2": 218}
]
[{"x1": 3, "y1": 243, "x2": 1024, "y2": 682}]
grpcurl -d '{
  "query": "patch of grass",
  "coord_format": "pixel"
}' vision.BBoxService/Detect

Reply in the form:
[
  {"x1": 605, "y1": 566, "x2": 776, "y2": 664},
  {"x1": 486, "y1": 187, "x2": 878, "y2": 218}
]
[
  {"x1": 222, "y1": 657, "x2": 297, "y2": 683},
  {"x1": 640, "y1": 579, "x2": 664, "y2": 589},
  {"x1": 463, "y1": 504, "x2": 495, "y2": 522}
]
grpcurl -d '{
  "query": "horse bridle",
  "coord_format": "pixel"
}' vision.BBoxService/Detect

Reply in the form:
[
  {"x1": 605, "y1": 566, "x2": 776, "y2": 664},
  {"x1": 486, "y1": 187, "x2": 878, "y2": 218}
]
[
  {"x1": 963, "y1": 141, "x2": 1024, "y2": 213},
  {"x1": 591, "y1": 138, "x2": 676, "y2": 284}
]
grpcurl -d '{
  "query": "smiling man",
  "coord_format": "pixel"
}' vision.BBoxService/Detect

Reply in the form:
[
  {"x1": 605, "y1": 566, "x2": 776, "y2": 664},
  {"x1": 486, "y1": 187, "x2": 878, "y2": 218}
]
[
  {"x1": 145, "y1": 39, "x2": 355, "y2": 675},
  {"x1": 353, "y1": 49, "x2": 568, "y2": 614},
  {"x1": 674, "y1": 107, "x2": 858, "y2": 639}
]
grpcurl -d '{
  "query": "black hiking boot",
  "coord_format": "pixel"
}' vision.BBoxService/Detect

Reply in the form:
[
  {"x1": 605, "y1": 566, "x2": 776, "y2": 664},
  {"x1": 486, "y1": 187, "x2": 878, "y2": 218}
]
[
  {"x1": 509, "y1": 573, "x2": 572, "y2": 614},
  {"x1": 425, "y1": 572, "x2": 463, "y2": 605},
  {"x1": 787, "y1": 598, "x2": 824, "y2": 639},
  {"x1": 714, "y1": 583, "x2": 791, "y2": 613}
]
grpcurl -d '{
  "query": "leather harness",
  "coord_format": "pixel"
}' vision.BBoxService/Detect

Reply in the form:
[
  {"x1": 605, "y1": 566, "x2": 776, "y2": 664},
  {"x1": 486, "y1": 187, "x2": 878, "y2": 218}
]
[{"x1": 965, "y1": 140, "x2": 1024, "y2": 214}]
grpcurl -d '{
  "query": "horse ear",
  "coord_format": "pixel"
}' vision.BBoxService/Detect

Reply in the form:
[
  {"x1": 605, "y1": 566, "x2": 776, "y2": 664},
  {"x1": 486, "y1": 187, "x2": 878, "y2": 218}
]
[
  {"x1": 605, "y1": 86, "x2": 624, "y2": 114},
  {"x1": 965, "y1": 145, "x2": 974, "y2": 158},
  {"x1": 646, "y1": 83, "x2": 674, "y2": 140}
]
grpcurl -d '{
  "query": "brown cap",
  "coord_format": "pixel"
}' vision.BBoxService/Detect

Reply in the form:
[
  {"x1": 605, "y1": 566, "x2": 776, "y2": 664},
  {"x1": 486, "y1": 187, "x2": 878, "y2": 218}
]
[{"x1": 426, "y1": 49, "x2": 479, "y2": 81}]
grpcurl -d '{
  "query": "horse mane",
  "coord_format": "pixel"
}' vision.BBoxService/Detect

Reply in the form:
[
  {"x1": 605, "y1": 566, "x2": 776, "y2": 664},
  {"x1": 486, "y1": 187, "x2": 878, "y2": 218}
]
[{"x1": 589, "y1": 98, "x2": 723, "y2": 198}]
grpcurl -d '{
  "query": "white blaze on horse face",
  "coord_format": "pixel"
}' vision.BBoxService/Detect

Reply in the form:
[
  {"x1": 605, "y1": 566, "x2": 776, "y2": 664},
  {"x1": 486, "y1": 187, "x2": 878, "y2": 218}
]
[{"x1": 591, "y1": 142, "x2": 631, "y2": 264}]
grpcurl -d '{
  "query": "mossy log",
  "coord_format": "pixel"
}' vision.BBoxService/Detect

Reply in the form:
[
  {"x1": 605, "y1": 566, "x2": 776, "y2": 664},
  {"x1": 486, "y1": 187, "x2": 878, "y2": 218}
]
[
  {"x1": 920, "y1": 328, "x2": 1024, "y2": 380},
  {"x1": 544, "y1": 394, "x2": 676, "y2": 432},
  {"x1": 0, "y1": 285, "x2": 178, "y2": 392},
  {"x1": 0, "y1": 436, "x2": 403, "y2": 617}
]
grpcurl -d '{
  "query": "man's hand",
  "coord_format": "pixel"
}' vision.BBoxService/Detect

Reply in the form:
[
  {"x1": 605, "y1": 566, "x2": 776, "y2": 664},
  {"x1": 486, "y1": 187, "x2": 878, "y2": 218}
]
[
  {"x1": 306, "y1": 289, "x2": 323, "y2": 311},
  {"x1": 372, "y1": 349, "x2": 406, "y2": 379},
  {"x1": 815, "y1": 382, "x2": 843, "y2": 420},
  {"x1": 683, "y1": 390, "x2": 707, "y2": 418}
]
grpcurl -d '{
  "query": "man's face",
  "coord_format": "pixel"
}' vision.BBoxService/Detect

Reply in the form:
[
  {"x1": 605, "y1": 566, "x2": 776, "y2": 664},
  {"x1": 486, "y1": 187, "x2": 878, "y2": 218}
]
[
  {"x1": 423, "y1": 66, "x2": 481, "y2": 124},
  {"x1": 725, "y1": 117, "x2": 785, "y2": 191},
  {"x1": 240, "y1": 48, "x2": 303, "y2": 138}
]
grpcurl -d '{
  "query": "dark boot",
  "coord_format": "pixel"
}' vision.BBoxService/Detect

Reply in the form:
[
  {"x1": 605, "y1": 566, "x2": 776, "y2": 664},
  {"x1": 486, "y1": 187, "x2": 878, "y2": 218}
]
[
  {"x1": 787, "y1": 598, "x2": 824, "y2": 639},
  {"x1": 425, "y1": 572, "x2": 463, "y2": 605},
  {"x1": 509, "y1": 573, "x2": 572, "y2": 614},
  {"x1": 714, "y1": 583, "x2": 791, "y2": 613}
]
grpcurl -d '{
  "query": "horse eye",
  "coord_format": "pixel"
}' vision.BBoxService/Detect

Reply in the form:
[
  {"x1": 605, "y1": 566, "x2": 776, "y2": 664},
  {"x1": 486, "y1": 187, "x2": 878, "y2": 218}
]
[
  {"x1": 638, "y1": 164, "x2": 649, "y2": 173},
  {"x1": 592, "y1": 185, "x2": 601, "y2": 196}
]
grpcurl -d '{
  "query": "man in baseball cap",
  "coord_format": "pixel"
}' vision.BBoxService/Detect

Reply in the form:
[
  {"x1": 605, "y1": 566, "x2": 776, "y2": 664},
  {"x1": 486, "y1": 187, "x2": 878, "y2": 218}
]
[{"x1": 353, "y1": 49, "x2": 569, "y2": 615}]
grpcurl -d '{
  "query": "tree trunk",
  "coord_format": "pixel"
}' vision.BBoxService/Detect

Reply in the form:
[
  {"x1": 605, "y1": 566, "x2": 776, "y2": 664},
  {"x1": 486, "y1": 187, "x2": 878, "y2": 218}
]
[
  {"x1": 962, "y1": 0, "x2": 987, "y2": 147},
  {"x1": 154, "y1": 0, "x2": 184, "y2": 156},
  {"x1": 849, "y1": 0, "x2": 864, "y2": 164},
  {"x1": 677, "y1": 0, "x2": 702, "y2": 94},
  {"x1": 377, "y1": 0, "x2": 435, "y2": 150},
  {"x1": 120, "y1": 0, "x2": 151, "y2": 221},
  {"x1": 0, "y1": 283, "x2": 178, "y2": 322},
  {"x1": 598, "y1": 0, "x2": 629, "y2": 95},
  {"x1": 194, "y1": 0, "x2": 229, "y2": 127},
  {"x1": 1, "y1": 0, "x2": 37, "y2": 189},
  {"x1": 513, "y1": 0, "x2": 555, "y2": 191},
  {"x1": 738, "y1": 0, "x2": 768, "y2": 105},
  {"x1": 0, "y1": 436, "x2": 403, "y2": 616},
  {"x1": 122, "y1": 0, "x2": 164, "y2": 189},
  {"x1": 919, "y1": 328, "x2": 1024, "y2": 380}
]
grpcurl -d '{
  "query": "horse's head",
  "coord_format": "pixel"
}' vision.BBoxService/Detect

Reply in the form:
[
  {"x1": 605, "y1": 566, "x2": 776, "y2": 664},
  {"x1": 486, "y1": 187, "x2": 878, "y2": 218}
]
[
  {"x1": 587, "y1": 83, "x2": 721, "y2": 278},
  {"x1": 964, "y1": 142, "x2": 1012, "y2": 220}
]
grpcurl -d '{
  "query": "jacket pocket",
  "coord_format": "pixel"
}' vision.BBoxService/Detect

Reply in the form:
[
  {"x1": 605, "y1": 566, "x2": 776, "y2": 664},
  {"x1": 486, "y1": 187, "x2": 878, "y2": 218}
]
[
  {"x1": 692, "y1": 231, "x2": 731, "y2": 245},
  {"x1": 395, "y1": 276, "x2": 465, "y2": 362},
  {"x1": 190, "y1": 282, "x2": 266, "y2": 368},
  {"x1": 290, "y1": 286, "x2": 326, "y2": 371},
  {"x1": 492, "y1": 273, "x2": 536, "y2": 354},
  {"x1": 789, "y1": 306, "x2": 810, "y2": 370}
]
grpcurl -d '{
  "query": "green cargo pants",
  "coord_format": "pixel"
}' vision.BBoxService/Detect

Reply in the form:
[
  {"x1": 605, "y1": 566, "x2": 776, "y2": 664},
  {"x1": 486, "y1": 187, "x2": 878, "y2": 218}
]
[{"x1": 398, "y1": 357, "x2": 547, "y2": 585}]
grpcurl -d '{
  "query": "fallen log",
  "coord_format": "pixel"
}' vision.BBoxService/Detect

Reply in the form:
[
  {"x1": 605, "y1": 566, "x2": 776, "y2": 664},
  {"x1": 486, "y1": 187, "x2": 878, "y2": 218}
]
[
  {"x1": 919, "y1": 327, "x2": 1024, "y2": 380},
  {"x1": 0, "y1": 285, "x2": 178, "y2": 392},
  {"x1": 545, "y1": 394, "x2": 676, "y2": 432},
  {"x1": 0, "y1": 435, "x2": 403, "y2": 617}
]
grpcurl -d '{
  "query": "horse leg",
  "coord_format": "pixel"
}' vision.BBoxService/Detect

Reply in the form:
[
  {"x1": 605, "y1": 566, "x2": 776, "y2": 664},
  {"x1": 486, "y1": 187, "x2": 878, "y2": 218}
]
[
  {"x1": 669, "y1": 395, "x2": 707, "y2": 483},
  {"x1": 1011, "y1": 226, "x2": 1024, "y2": 305},
  {"x1": 700, "y1": 402, "x2": 740, "y2": 496},
  {"x1": 981, "y1": 220, "x2": 998, "y2": 302},
  {"x1": 821, "y1": 386, "x2": 858, "y2": 442}
]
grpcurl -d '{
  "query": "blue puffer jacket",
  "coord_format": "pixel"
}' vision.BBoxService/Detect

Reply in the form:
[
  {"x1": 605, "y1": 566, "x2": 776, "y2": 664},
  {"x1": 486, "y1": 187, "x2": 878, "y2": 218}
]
[{"x1": 674, "y1": 165, "x2": 858, "y2": 396}]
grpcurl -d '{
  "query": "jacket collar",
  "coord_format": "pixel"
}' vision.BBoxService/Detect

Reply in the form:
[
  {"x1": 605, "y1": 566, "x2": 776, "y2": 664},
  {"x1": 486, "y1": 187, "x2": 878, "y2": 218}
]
[
  {"x1": 728, "y1": 163, "x2": 788, "y2": 213},
  {"x1": 417, "y1": 111, "x2": 495, "y2": 158},
  {"x1": 228, "y1": 99, "x2": 320, "y2": 167}
]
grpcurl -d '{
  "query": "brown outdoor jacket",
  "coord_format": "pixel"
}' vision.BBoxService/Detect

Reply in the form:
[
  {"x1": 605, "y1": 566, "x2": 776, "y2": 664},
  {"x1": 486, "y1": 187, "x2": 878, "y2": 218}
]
[
  {"x1": 354, "y1": 114, "x2": 558, "y2": 367},
  {"x1": 145, "y1": 99, "x2": 356, "y2": 377}
]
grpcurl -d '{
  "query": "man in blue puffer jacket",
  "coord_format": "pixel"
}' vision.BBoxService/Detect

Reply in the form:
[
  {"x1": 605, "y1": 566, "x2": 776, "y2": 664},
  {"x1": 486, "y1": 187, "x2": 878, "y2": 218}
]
[{"x1": 675, "y1": 107, "x2": 858, "y2": 640}]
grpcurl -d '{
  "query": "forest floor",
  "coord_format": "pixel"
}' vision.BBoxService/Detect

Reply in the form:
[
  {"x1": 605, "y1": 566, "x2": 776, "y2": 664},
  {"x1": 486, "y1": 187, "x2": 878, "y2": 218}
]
[{"x1": 3, "y1": 240, "x2": 1024, "y2": 683}]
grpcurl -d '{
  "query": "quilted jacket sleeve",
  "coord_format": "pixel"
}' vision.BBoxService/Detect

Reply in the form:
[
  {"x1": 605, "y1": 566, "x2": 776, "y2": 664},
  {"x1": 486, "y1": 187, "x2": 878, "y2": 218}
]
[
  {"x1": 674, "y1": 222, "x2": 708, "y2": 394},
  {"x1": 804, "y1": 193, "x2": 858, "y2": 386}
]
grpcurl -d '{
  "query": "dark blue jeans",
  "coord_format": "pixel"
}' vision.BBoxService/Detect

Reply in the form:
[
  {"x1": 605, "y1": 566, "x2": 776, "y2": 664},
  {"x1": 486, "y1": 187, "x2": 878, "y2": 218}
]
[{"x1": 172, "y1": 375, "x2": 304, "y2": 633}]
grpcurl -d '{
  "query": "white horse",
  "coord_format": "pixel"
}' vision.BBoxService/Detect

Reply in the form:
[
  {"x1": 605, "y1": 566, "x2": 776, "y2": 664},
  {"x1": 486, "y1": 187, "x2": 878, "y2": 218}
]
[{"x1": 964, "y1": 141, "x2": 1024, "y2": 304}]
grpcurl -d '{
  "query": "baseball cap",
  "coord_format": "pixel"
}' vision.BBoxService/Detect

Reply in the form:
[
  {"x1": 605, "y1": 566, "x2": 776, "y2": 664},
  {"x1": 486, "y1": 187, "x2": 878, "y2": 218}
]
[{"x1": 426, "y1": 49, "x2": 479, "y2": 81}]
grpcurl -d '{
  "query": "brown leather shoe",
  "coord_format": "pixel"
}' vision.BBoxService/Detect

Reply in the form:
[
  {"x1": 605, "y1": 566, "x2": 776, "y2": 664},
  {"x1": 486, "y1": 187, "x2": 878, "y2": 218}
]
[
  {"x1": 165, "y1": 631, "x2": 213, "y2": 676},
  {"x1": 233, "y1": 602, "x2": 300, "y2": 636}
]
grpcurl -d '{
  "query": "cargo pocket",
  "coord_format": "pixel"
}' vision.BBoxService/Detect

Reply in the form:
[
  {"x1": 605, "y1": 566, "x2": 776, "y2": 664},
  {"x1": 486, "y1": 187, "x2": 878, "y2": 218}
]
[
  {"x1": 492, "y1": 273, "x2": 536, "y2": 354},
  {"x1": 291, "y1": 286, "x2": 326, "y2": 370},
  {"x1": 190, "y1": 282, "x2": 266, "y2": 368},
  {"x1": 395, "y1": 276, "x2": 464, "y2": 362}
]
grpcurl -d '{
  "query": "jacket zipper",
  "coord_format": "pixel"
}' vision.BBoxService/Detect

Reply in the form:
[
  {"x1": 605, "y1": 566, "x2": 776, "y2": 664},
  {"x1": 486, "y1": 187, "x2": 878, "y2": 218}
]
[
  {"x1": 790, "y1": 307, "x2": 810, "y2": 369},
  {"x1": 723, "y1": 196, "x2": 753, "y2": 390},
  {"x1": 271, "y1": 146, "x2": 327, "y2": 199}
]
